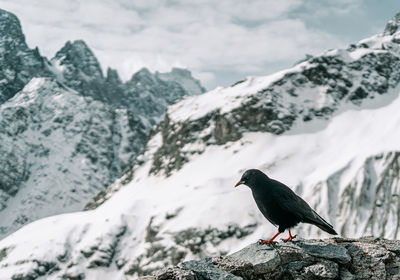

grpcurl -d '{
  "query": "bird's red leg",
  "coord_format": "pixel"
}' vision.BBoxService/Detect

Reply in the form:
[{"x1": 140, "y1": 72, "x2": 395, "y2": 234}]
[
  {"x1": 259, "y1": 232, "x2": 281, "y2": 244},
  {"x1": 282, "y1": 229, "x2": 297, "y2": 242}
]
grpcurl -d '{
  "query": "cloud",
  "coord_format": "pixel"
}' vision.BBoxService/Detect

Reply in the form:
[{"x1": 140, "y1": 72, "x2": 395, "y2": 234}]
[{"x1": 0, "y1": 0, "x2": 374, "y2": 89}]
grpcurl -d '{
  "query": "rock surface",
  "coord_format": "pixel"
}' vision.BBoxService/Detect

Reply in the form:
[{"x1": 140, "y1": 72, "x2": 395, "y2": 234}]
[
  {"x1": 52, "y1": 42, "x2": 205, "y2": 129},
  {"x1": 0, "y1": 9, "x2": 52, "y2": 104},
  {"x1": 150, "y1": 237, "x2": 400, "y2": 280},
  {"x1": 0, "y1": 78, "x2": 147, "y2": 237}
]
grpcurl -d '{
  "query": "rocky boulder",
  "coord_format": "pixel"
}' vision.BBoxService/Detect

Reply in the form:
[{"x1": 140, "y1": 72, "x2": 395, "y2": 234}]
[{"x1": 150, "y1": 237, "x2": 400, "y2": 280}]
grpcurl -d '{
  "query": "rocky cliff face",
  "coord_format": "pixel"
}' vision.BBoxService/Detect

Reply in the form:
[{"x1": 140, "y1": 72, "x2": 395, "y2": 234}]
[
  {"x1": 51, "y1": 40, "x2": 106, "y2": 99},
  {"x1": 52, "y1": 41, "x2": 204, "y2": 129},
  {"x1": 150, "y1": 237, "x2": 400, "y2": 280},
  {"x1": 0, "y1": 9, "x2": 204, "y2": 238},
  {"x1": 0, "y1": 78, "x2": 147, "y2": 237},
  {"x1": 384, "y1": 12, "x2": 400, "y2": 36},
  {"x1": 124, "y1": 68, "x2": 188, "y2": 127},
  {"x1": 0, "y1": 10, "x2": 52, "y2": 104},
  {"x1": 302, "y1": 151, "x2": 400, "y2": 240}
]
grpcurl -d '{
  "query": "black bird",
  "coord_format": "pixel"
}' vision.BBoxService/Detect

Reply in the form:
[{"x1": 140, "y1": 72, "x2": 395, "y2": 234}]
[{"x1": 235, "y1": 169, "x2": 337, "y2": 244}]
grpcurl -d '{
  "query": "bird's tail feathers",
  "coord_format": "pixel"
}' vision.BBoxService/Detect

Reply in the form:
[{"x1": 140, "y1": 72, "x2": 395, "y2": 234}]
[{"x1": 304, "y1": 211, "x2": 338, "y2": 235}]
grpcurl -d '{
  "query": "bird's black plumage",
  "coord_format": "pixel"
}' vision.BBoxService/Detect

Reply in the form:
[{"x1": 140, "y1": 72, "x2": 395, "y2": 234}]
[{"x1": 235, "y1": 169, "x2": 337, "y2": 242}]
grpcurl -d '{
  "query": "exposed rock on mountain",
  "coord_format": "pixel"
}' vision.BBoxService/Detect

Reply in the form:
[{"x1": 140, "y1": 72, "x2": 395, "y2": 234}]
[
  {"x1": 384, "y1": 12, "x2": 400, "y2": 35},
  {"x1": 52, "y1": 41, "x2": 204, "y2": 128},
  {"x1": 157, "y1": 67, "x2": 206, "y2": 96},
  {"x1": 0, "y1": 77, "x2": 147, "y2": 238},
  {"x1": 0, "y1": 9, "x2": 52, "y2": 104},
  {"x1": 125, "y1": 67, "x2": 188, "y2": 127},
  {"x1": 151, "y1": 237, "x2": 400, "y2": 280},
  {"x1": 150, "y1": 30, "x2": 400, "y2": 175},
  {"x1": 51, "y1": 40, "x2": 106, "y2": 99},
  {"x1": 0, "y1": 9, "x2": 204, "y2": 238},
  {"x1": 304, "y1": 151, "x2": 400, "y2": 239}
]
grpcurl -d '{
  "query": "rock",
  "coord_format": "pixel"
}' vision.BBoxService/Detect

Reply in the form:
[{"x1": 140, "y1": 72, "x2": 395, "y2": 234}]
[
  {"x1": 157, "y1": 68, "x2": 206, "y2": 96},
  {"x1": 147, "y1": 238, "x2": 400, "y2": 280},
  {"x1": 0, "y1": 78, "x2": 147, "y2": 237},
  {"x1": 0, "y1": 9, "x2": 52, "y2": 104},
  {"x1": 126, "y1": 223, "x2": 257, "y2": 277},
  {"x1": 303, "y1": 260, "x2": 338, "y2": 279},
  {"x1": 228, "y1": 243, "x2": 280, "y2": 274},
  {"x1": 52, "y1": 43, "x2": 205, "y2": 129},
  {"x1": 180, "y1": 258, "x2": 241, "y2": 280},
  {"x1": 339, "y1": 267, "x2": 355, "y2": 280},
  {"x1": 153, "y1": 267, "x2": 196, "y2": 280},
  {"x1": 384, "y1": 12, "x2": 400, "y2": 35},
  {"x1": 296, "y1": 239, "x2": 351, "y2": 264},
  {"x1": 308, "y1": 152, "x2": 400, "y2": 240}
]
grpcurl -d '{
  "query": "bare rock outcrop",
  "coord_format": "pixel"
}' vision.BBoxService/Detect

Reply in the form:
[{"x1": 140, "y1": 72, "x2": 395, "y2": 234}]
[{"x1": 149, "y1": 237, "x2": 400, "y2": 280}]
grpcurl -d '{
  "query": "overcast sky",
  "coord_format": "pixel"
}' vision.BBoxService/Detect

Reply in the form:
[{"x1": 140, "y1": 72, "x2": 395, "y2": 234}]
[{"x1": 0, "y1": 0, "x2": 398, "y2": 89}]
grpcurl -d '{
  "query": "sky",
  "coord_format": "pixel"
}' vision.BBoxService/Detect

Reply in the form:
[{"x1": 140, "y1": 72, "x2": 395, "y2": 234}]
[{"x1": 0, "y1": 0, "x2": 398, "y2": 89}]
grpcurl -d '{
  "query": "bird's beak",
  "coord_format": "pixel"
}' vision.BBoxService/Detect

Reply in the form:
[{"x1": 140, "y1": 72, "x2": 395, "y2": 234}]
[{"x1": 234, "y1": 180, "x2": 244, "y2": 188}]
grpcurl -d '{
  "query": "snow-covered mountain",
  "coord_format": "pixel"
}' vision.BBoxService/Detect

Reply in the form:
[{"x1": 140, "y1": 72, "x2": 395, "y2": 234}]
[
  {"x1": 0, "y1": 78, "x2": 148, "y2": 239},
  {"x1": 1, "y1": 11, "x2": 400, "y2": 280},
  {"x1": 50, "y1": 40, "x2": 204, "y2": 129},
  {"x1": 0, "y1": 9, "x2": 204, "y2": 238}
]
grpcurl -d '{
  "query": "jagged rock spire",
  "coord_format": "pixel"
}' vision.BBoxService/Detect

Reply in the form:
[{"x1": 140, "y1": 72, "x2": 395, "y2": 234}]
[
  {"x1": 0, "y1": 9, "x2": 51, "y2": 104},
  {"x1": 384, "y1": 12, "x2": 400, "y2": 35},
  {"x1": 53, "y1": 40, "x2": 104, "y2": 79},
  {"x1": 0, "y1": 9, "x2": 25, "y2": 44}
]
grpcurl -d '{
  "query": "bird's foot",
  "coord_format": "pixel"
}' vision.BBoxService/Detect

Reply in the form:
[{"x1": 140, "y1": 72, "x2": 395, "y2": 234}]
[
  {"x1": 258, "y1": 239, "x2": 277, "y2": 245},
  {"x1": 282, "y1": 234, "x2": 297, "y2": 243}
]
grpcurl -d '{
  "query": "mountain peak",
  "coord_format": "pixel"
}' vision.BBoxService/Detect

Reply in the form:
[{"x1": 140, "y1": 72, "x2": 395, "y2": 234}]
[
  {"x1": 384, "y1": 12, "x2": 400, "y2": 35},
  {"x1": 53, "y1": 39, "x2": 103, "y2": 79},
  {"x1": 58, "y1": 40, "x2": 91, "y2": 53},
  {"x1": 0, "y1": 8, "x2": 206, "y2": 242},
  {"x1": 157, "y1": 67, "x2": 206, "y2": 95},
  {"x1": 0, "y1": 9, "x2": 52, "y2": 104},
  {"x1": 131, "y1": 67, "x2": 152, "y2": 78},
  {"x1": 0, "y1": 9, "x2": 25, "y2": 43},
  {"x1": 106, "y1": 67, "x2": 121, "y2": 84},
  {"x1": 169, "y1": 67, "x2": 191, "y2": 76},
  {"x1": 129, "y1": 67, "x2": 157, "y2": 86}
]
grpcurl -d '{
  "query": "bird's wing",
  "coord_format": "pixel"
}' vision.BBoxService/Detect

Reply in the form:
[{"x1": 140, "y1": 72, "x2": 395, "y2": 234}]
[
  {"x1": 272, "y1": 180, "x2": 337, "y2": 235},
  {"x1": 274, "y1": 185, "x2": 313, "y2": 220}
]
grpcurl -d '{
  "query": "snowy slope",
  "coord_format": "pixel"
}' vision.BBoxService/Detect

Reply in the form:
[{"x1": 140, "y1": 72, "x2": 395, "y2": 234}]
[
  {"x1": 148, "y1": 32, "x2": 400, "y2": 176},
  {"x1": 1, "y1": 13, "x2": 400, "y2": 279}
]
